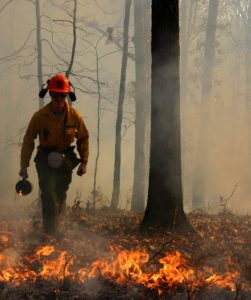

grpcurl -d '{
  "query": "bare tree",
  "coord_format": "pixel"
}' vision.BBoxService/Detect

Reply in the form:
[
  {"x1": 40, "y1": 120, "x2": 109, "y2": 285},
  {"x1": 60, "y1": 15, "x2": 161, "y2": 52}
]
[
  {"x1": 111, "y1": 0, "x2": 132, "y2": 210},
  {"x1": 180, "y1": 0, "x2": 198, "y2": 99},
  {"x1": 65, "y1": 0, "x2": 77, "y2": 79},
  {"x1": 85, "y1": 34, "x2": 106, "y2": 209},
  {"x1": 131, "y1": 0, "x2": 151, "y2": 212},
  {"x1": 35, "y1": 0, "x2": 44, "y2": 108},
  {"x1": 192, "y1": 0, "x2": 219, "y2": 210}
]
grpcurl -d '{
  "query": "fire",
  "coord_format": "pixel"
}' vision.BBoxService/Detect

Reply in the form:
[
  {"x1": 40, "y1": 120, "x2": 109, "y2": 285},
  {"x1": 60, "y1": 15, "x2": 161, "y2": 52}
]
[
  {"x1": 38, "y1": 250, "x2": 73, "y2": 280},
  {"x1": 0, "y1": 240, "x2": 241, "y2": 293},
  {"x1": 0, "y1": 234, "x2": 9, "y2": 248},
  {"x1": 205, "y1": 257, "x2": 240, "y2": 292},
  {"x1": 143, "y1": 251, "x2": 197, "y2": 291},
  {"x1": 87, "y1": 249, "x2": 149, "y2": 284},
  {"x1": 35, "y1": 245, "x2": 55, "y2": 257},
  {"x1": 0, "y1": 245, "x2": 74, "y2": 284},
  {"x1": 205, "y1": 273, "x2": 238, "y2": 291}
]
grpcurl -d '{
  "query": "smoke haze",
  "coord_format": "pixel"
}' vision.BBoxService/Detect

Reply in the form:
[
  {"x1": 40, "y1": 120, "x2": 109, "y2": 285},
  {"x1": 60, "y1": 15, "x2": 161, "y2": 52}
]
[{"x1": 0, "y1": 0, "x2": 250, "y2": 214}]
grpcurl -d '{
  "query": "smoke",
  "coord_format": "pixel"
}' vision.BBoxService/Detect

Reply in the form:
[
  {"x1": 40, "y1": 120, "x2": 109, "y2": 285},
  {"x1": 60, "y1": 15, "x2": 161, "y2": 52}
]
[
  {"x1": 181, "y1": 66, "x2": 251, "y2": 214},
  {"x1": 0, "y1": 0, "x2": 250, "y2": 214}
]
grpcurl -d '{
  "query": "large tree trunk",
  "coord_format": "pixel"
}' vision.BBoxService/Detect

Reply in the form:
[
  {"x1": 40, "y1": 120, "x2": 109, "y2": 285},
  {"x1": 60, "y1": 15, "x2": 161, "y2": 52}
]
[
  {"x1": 141, "y1": 0, "x2": 191, "y2": 232},
  {"x1": 111, "y1": 0, "x2": 131, "y2": 210},
  {"x1": 192, "y1": 0, "x2": 219, "y2": 210},
  {"x1": 131, "y1": 0, "x2": 150, "y2": 212}
]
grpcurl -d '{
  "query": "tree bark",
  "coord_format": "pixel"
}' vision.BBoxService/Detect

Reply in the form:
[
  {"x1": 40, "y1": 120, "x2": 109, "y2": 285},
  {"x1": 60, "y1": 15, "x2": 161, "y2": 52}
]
[
  {"x1": 92, "y1": 35, "x2": 104, "y2": 209},
  {"x1": 131, "y1": 0, "x2": 150, "y2": 212},
  {"x1": 244, "y1": 2, "x2": 251, "y2": 116},
  {"x1": 141, "y1": 0, "x2": 191, "y2": 232},
  {"x1": 111, "y1": 0, "x2": 131, "y2": 210},
  {"x1": 192, "y1": 0, "x2": 219, "y2": 210},
  {"x1": 35, "y1": 0, "x2": 43, "y2": 108},
  {"x1": 65, "y1": 0, "x2": 77, "y2": 79},
  {"x1": 180, "y1": 0, "x2": 198, "y2": 99}
]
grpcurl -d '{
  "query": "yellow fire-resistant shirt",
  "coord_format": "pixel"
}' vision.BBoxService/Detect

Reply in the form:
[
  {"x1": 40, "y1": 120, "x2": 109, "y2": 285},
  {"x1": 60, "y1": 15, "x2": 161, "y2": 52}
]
[{"x1": 20, "y1": 101, "x2": 89, "y2": 168}]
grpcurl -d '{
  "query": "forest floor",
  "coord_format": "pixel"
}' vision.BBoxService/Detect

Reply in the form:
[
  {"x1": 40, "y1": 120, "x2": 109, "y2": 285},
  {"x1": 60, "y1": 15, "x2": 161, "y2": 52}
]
[{"x1": 0, "y1": 202, "x2": 250, "y2": 300}]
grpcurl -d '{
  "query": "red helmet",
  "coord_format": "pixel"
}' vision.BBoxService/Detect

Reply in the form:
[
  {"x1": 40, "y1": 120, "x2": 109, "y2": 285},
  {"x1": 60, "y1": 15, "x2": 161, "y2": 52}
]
[{"x1": 47, "y1": 74, "x2": 71, "y2": 93}]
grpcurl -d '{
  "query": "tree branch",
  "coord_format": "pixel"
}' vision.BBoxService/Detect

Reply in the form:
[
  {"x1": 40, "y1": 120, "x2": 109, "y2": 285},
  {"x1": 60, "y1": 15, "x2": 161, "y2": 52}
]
[
  {"x1": 65, "y1": 0, "x2": 77, "y2": 78},
  {"x1": 0, "y1": 0, "x2": 14, "y2": 14}
]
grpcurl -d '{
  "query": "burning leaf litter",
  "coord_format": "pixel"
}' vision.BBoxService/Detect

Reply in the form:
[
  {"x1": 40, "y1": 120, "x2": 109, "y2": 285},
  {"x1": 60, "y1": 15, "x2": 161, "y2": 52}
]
[{"x1": 0, "y1": 205, "x2": 250, "y2": 299}]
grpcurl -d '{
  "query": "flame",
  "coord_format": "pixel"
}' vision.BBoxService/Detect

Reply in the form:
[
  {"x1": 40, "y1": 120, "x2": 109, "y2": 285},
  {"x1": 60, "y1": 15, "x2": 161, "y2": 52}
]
[
  {"x1": 143, "y1": 251, "x2": 197, "y2": 292},
  {"x1": 205, "y1": 257, "x2": 239, "y2": 292},
  {"x1": 88, "y1": 249, "x2": 149, "y2": 284},
  {"x1": 17, "y1": 189, "x2": 23, "y2": 196},
  {"x1": 0, "y1": 239, "x2": 241, "y2": 293},
  {"x1": 35, "y1": 246, "x2": 74, "y2": 280},
  {"x1": 36, "y1": 245, "x2": 55, "y2": 257},
  {"x1": 83, "y1": 249, "x2": 240, "y2": 294}
]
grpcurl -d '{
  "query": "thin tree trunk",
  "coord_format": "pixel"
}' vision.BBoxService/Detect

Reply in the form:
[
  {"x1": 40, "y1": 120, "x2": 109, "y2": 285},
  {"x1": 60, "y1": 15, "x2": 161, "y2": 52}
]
[
  {"x1": 131, "y1": 0, "x2": 149, "y2": 212},
  {"x1": 180, "y1": 0, "x2": 198, "y2": 209},
  {"x1": 192, "y1": 0, "x2": 219, "y2": 210},
  {"x1": 1, "y1": 5, "x2": 15, "y2": 201},
  {"x1": 244, "y1": 2, "x2": 251, "y2": 112},
  {"x1": 243, "y1": 1, "x2": 251, "y2": 196},
  {"x1": 111, "y1": 0, "x2": 131, "y2": 210},
  {"x1": 65, "y1": 0, "x2": 77, "y2": 79},
  {"x1": 35, "y1": 0, "x2": 43, "y2": 205},
  {"x1": 35, "y1": 0, "x2": 43, "y2": 108},
  {"x1": 92, "y1": 36, "x2": 103, "y2": 209},
  {"x1": 180, "y1": 0, "x2": 197, "y2": 99},
  {"x1": 141, "y1": 0, "x2": 191, "y2": 232}
]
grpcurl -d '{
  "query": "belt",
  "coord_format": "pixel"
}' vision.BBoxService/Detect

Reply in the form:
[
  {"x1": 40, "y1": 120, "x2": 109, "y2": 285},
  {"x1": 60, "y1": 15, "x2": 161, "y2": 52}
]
[{"x1": 38, "y1": 145, "x2": 75, "y2": 154}]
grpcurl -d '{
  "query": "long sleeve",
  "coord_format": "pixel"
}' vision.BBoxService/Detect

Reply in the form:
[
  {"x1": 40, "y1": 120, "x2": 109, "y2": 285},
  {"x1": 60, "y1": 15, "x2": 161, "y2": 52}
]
[
  {"x1": 20, "y1": 113, "x2": 38, "y2": 168},
  {"x1": 76, "y1": 116, "x2": 89, "y2": 164}
]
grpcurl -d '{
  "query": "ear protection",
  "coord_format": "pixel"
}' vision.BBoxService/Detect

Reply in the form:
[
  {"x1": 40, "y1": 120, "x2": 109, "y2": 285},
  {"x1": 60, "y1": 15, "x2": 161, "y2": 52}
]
[
  {"x1": 39, "y1": 80, "x2": 77, "y2": 101},
  {"x1": 68, "y1": 83, "x2": 77, "y2": 101},
  {"x1": 39, "y1": 80, "x2": 50, "y2": 98}
]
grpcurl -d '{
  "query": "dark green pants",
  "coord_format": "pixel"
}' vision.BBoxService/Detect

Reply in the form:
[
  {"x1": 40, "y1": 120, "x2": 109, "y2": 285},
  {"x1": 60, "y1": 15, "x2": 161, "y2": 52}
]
[{"x1": 35, "y1": 150, "x2": 72, "y2": 235}]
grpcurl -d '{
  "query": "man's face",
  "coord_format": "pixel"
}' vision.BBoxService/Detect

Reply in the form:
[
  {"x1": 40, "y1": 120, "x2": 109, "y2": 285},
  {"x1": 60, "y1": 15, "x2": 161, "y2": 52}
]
[{"x1": 50, "y1": 92, "x2": 67, "y2": 113}]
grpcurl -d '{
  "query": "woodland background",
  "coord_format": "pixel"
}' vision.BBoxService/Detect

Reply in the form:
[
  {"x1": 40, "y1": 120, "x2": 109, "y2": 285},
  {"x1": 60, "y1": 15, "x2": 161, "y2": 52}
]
[{"x1": 0, "y1": 0, "x2": 250, "y2": 214}]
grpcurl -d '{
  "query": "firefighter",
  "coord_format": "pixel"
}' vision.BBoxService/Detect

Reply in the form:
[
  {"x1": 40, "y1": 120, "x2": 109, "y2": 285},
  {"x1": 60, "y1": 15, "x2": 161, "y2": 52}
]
[{"x1": 19, "y1": 74, "x2": 89, "y2": 236}]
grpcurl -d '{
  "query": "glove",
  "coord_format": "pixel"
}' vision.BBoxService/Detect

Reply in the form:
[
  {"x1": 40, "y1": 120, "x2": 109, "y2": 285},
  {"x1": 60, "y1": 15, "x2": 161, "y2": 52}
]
[
  {"x1": 77, "y1": 163, "x2": 87, "y2": 176},
  {"x1": 19, "y1": 167, "x2": 28, "y2": 179}
]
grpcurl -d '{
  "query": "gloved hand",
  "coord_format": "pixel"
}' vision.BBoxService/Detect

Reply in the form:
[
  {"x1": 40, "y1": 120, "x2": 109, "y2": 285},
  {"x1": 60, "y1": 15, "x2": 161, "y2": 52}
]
[
  {"x1": 19, "y1": 167, "x2": 28, "y2": 179},
  {"x1": 77, "y1": 163, "x2": 87, "y2": 176}
]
